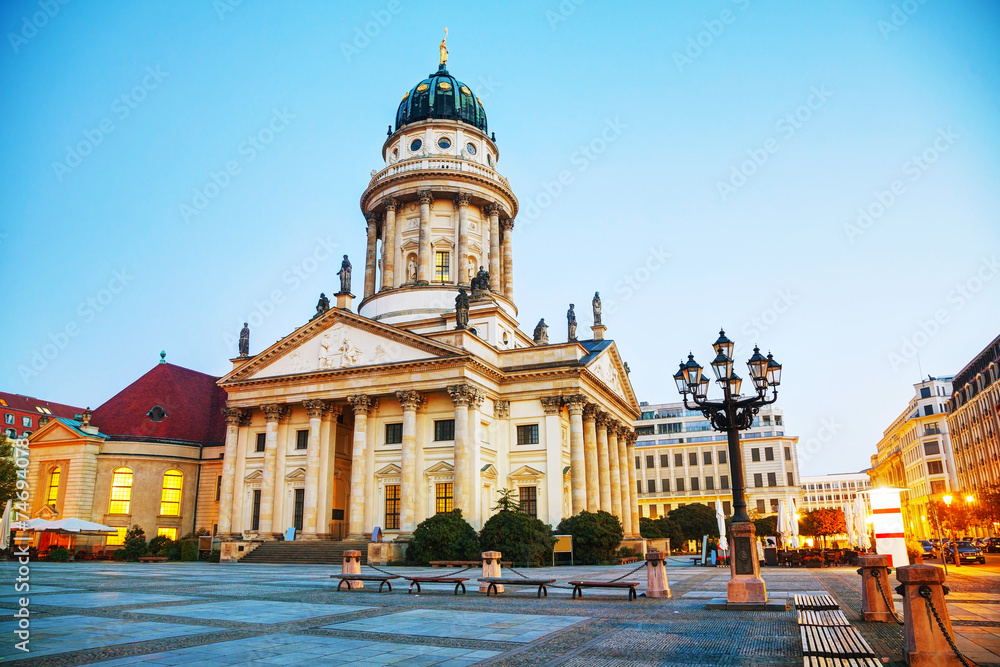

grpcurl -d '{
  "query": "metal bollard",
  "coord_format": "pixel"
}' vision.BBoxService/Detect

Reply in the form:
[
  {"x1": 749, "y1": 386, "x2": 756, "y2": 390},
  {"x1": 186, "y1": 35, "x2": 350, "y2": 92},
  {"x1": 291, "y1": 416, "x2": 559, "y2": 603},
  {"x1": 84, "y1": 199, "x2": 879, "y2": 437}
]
[
  {"x1": 342, "y1": 549, "x2": 363, "y2": 589},
  {"x1": 646, "y1": 550, "x2": 671, "y2": 598},
  {"x1": 895, "y1": 564, "x2": 965, "y2": 666},
  {"x1": 857, "y1": 554, "x2": 894, "y2": 622},
  {"x1": 480, "y1": 551, "x2": 503, "y2": 594}
]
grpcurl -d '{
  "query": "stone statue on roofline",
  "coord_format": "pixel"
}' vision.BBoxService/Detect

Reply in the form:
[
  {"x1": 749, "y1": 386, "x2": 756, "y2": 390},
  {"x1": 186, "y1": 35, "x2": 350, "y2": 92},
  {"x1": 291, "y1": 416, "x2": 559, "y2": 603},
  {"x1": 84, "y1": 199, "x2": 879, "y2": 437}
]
[
  {"x1": 593, "y1": 291, "x2": 602, "y2": 325},
  {"x1": 455, "y1": 288, "x2": 470, "y2": 330},
  {"x1": 533, "y1": 318, "x2": 548, "y2": 345},
  {"x1": 312, "y1": 293, "x2": 330, "y2": 320},
  {"x1": 567, "y1": 304, "x2": 578, "y2": 341},
  {"x1": 471, "y1": 266, "x2": 491, "y2": 298},
  {"x1": 337, "y1": 255, "x2": 352, "y2": 294},
  {"x1": 238, "y1": 322, "x2": 250, "y2": 357}
]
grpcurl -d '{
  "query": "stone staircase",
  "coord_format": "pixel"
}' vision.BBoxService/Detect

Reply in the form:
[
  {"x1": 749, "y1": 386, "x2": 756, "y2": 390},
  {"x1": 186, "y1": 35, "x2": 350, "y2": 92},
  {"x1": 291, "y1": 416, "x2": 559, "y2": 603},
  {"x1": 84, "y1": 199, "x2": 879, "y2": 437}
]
[{"x1": 239, "y1": 539, "x2": 368, "y2": 565}]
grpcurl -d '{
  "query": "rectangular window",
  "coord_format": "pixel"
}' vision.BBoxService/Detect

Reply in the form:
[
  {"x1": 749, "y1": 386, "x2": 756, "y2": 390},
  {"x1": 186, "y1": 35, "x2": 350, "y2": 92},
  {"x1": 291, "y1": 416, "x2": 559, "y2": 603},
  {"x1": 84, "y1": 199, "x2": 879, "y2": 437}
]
[
  {"x1": 635, "y1": 456, "x2": 640, "y2": 469},
  {"x1": 688, "y1": 452, "x2": 697, "y2": 466},
  {"x1": 767, "y1": 472, "x2": 777, "y2": 487},
  {"x1": 21, "y1": 416, "x2": 31, "y2": 428},
  {"x1": 930, "y1": 480, "x2": 946, "y2": 495},
  {"x1": 646, "y1": 455, "x2": 655, "y2": 468},
  {"x1": 3, "y1": 414, "x2": 12, "y2": 425},
  {"x1": 927, "y1": 460, "x2": 944, "y2": 475},
  {"x1": 787, "y1": 472, "x2": 794, "y2": 486},
  {"x1": 770, "y1": 499, "x2": 779, "y2": 513},
  {"x1": 435, "y1": 482, "x2": 453, "y2": 514},
  {"x1": 636, "y1": 481, "x2": 642, "y2": 494},
  {"x1": 662, "y1": 478, "x2": 670, "y2": 492},
  {"x1": 296, "y1": 429, "x2": 309, "y2": 450},
  {"x1": 649, "y1": 504, "x2": 658, "y2": 518},
  {"x1": 385, "y1": 423, "x2": 403, "y2": 445},
  {"x1": 160, "y1": 471, "x2": 183, "y2": 516},
  {"x1": 647, "y1": 479, "x2": 656, "y2": 493},
  {"x1": 784, "y1": 447, "x2": 791, "y2": 461},
  {"x1": 674, "y1": 453, "x2": 683, "y2": 467},
  {"x1": 721, "y1": 475, "x2": 729, "y2": 489},
  {"x1": 676, "y1": 478, "x2": 685, "y2": 492},
  {"x1": 705, "y1": 476, "x2": 714, "y2": 490},
  {"x1": 216, "y1": 475, "x2": 222, "y2": 501},
  {"x1": 751, "y1": 448, "x2": 760, "y2": 462},
  {"x1": 519, "y1": 486, "x2": 537, "y2": 518},
  {"x1": 703, "y1": 451, "x2": 712, "y2": 465},
  {"x1": 756, "y1": 499, "x2": 766, "y2": 514},
  {"x1": 690, "y1": 477, "x2": 699, "y2": 491},
  {"x1": 434, "y1": 251, "x2": 450, "y2": 282},
  {"x1": 753, "y1": 473, "x2": 763, "y2": 487},
  {"x1": 660, "y1": 454, "x2": 669, "y2": 467},
  {"x1": 764, "y1": 447, "x2": 774, "y2": 461},
  {"x1": 718, "y1": 450, "x2": 726, "y2": 464},
  {"x1": 763, "y1": 415, "x2": 771, "y2": 425},
  {"x1": 385, "y1": 484, "x2": 401, "y2": 529},
  {"x1": 293, "y1": 489, "x2": 304, "y2": 531},
  {"x1": 924, "y1": 405, "x2": 934, "y2": 416},
  {"x1": 434, "y1": 419, "x2": 455, "y2": 441},
  {"x1": 106, "y1": 527, "x2": 127, "y2": 546},
  {"x1": 723, "y1": 500, "x2": 731, "y2": 515},
  {"x1": 775, "y1": 416, "x2": 782, "y2": 425},
  {"x1": 924, "y1": 442, "x2": 940, "y2": 455},
  {"x1": 255, "y1": 433, "x2": 266, "y2": 453},
  {"x1": 516, "y1": 424, "x2": 539, "y2": 445},
  {"x1": 252, "y1": 489, "x2": 262, "y2": 531}
]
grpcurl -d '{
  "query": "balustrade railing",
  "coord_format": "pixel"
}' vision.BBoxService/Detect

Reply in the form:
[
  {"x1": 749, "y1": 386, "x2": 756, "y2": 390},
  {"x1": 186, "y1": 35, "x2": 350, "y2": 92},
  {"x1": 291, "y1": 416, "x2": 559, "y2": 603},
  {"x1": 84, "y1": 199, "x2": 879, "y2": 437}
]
[{"x1": 369, "y1": 157, "x2": 511, "y2": 190}]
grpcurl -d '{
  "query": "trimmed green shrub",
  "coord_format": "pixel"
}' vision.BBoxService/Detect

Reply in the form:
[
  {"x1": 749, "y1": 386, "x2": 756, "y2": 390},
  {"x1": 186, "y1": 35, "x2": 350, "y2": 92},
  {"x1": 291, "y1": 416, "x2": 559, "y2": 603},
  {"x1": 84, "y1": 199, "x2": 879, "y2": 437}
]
[
  {"x1": 668, "y1": 503, "x2": 719, "y2": 542},
  {"x1": 479, "y1": 509, "x2": 555, "y2": 567},
  {"x1": 180, "y1": 539, "x2": 199, "y2": 561},
  {"x1": 147, "y1": 536, "x2": 176, "y2": 558},
  {"x1": 555, "y1": 510, "x2": 624, "y2": 565},
  {"x1": 111, "y1": 548, "x2": 128, "y2": 561},
  {"x1": 207, "y1": 549, "x2": 221, "y2": 563},
  {"x1": 639, "y1": 516, "x2": 662, "y2": 538},
  {"x1": 48, "y1": 547, "x2": 72, "y2": 562},
  {"x1": 405, "y1": 509, "x2": 479, "y2": 564},
  {"x1": 121, "y1": 525, "x2": 148, "y2": 562}
]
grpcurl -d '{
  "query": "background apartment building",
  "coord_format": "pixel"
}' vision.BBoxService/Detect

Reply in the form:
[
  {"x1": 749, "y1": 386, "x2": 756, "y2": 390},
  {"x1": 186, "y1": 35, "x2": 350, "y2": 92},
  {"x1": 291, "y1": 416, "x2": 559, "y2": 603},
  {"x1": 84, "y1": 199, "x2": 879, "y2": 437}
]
[
  {"x1": 633, "y1": 401, "x2": 801, "y2": 519},
  {"x1": 947, "y1": 334, "x2": 1000, "y2": 493},
  {"x1": 799, "y1": 471, "x2": 871, "y2": 512}
]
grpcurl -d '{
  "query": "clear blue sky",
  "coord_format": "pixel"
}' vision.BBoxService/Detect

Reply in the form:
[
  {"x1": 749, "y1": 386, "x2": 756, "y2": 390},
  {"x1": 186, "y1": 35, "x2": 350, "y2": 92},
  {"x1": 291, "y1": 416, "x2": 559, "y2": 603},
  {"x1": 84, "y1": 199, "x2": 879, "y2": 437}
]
[{"x1": 2, "y1": 1, "x2": 999, "y2": 476}]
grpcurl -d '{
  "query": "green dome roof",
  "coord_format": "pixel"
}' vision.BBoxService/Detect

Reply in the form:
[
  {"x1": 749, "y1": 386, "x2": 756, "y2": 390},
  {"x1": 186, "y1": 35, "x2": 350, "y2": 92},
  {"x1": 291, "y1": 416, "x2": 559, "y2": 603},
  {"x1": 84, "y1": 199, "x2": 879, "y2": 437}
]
[{"x1": 395, "y1": 64, "x2": 487, "y2": 133}]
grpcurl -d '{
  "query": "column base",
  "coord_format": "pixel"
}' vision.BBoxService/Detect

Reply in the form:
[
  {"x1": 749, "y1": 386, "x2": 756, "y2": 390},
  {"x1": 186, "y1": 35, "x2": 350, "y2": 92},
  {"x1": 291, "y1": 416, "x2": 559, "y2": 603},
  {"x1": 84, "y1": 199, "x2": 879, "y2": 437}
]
[
  {"x1": 415, "y1": 280, "x2": 429, "y2": 286},
  {"x1": 706, "y1": 597, "x2": 788, "y2": 611},
  {"x1": 726, "y1": 576, "x2": 768, "y2": 604}
]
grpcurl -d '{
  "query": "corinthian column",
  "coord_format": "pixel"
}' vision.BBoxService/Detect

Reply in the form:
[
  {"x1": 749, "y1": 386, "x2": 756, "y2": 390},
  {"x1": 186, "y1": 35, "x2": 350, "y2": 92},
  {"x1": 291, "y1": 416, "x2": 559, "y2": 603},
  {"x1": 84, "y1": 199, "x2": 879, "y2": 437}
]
[
  {"x1": 486, "y1": 204, "x2": 501, "y2": 292},
  {"x1": 455, "y1": 193, "x2": 471, "y2": 285},
  {"x1": 595, "y1": 412, "x2": 612, "y2": 513},
  {"x1": 583, "y1": 404, "x2": 600, "y2": 512},
  {"x1": 416, "y1": 190, "x2": 433, "y2": 285},
  {"x1": 616, "y1": 423, "x2": 633, "y2": 536},
  {"x1": 396, "y1": 390, "x2": 423, "y2": 534},
  {"x1": 258, "y1": 403, "x2": 287, "y2": 537},
  {"x1": 566, "y1": 395, "x2": 587, "y2": 515},
  {"x1": 364, "y1": 213, "x2": 378, "y2": 298},
  {"x1": 607, "y1": 422, "x2": 623, "y2": 520},
  {"x1": 381, "y1": 198, "x2": 397, "y2": 291},
  {"x1": 625, "y1": 430, "x2": 640, "y2": 537},
  {"x1": 501, "y1": 218, "x2": 514, "y2": 299},
  {"x1": 347, "y1": 395, "x2": 373, "y2": 538},
  {"x1": 217, "y1": 407, "x2": 246, "y2": 537},
  {"x1": 301, "y1": 400, "x2": 326, "y2": 537}
]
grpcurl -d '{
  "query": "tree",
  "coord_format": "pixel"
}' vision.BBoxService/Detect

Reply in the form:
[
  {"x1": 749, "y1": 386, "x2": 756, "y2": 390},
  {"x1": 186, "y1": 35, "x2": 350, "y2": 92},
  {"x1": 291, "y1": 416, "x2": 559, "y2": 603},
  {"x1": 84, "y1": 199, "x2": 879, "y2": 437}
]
[
  {"x1": 120, "y1": 525, "x2": 148, "y2": 562},
  {"x1": 405, "y1": 509, "x2": 480, "y2": 564},
  {"x1": 639, "y1": 516, "x2": 663, "y2": 538},
  {"x1": 754, "y1": 515, "x2": 778, "y2": 537},
  {"x1": 555, "y1": 511, "x2": 624, "y2": 565},
  {"x1": 798, "y1": 509, "x2": 846, "y2": 548},
  {"x1": 479, "y1": 491, "x2": 555, "y2": 567},
  {"x1": 0, "y1": 435, "x2": 18, "y2": 507},
  {"x1": 668, "y1": 503, "x2": 718, "y2": 542}
]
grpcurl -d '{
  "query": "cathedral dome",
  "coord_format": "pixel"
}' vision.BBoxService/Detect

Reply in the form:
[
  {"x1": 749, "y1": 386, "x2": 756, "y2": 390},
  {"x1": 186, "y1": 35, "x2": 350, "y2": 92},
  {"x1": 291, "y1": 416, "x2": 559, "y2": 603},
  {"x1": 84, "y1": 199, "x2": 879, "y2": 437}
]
[{"x1": 395, "y1": 64, "x2": 487, "y2": 134}]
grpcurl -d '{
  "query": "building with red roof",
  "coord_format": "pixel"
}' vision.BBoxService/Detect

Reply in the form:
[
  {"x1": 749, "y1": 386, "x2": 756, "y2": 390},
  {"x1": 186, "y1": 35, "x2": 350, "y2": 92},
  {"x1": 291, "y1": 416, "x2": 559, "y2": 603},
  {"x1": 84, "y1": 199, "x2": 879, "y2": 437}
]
[{"x1": 0, "y1": 391, "x2": 82, "y2": 440}]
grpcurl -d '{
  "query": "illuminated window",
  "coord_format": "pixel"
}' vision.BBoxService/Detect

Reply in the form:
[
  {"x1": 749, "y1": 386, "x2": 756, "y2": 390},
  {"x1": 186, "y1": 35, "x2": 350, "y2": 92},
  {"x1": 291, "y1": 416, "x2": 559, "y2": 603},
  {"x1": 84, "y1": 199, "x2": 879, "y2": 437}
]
[
  {"x1": 385, "y1": 485, "x2": 400, "y2": 529},
  {"x1": 434, "y1": 251, "x2": 450, "y2": 282},
  {"x1": 519, "y1": 486, "x2": 537, "y2": 518},
  {"x1": 435, "y1": 483, "x2": 453, "y2": 514},
  {"x1": 159, "y1": 470, "x2": 183, "y2": 516},
  {"x1": 106, "y1": 527, "x2": 126, "y2": 546},
  {"x1": 157, "y1": 527, "x2": 177, "y2": 540},
  {"x1": 108, "y1": 467, "x2": 133, "y2": 514},
  {"x1": 46, "y1": 467, "x2": 60, "y2": 505}
]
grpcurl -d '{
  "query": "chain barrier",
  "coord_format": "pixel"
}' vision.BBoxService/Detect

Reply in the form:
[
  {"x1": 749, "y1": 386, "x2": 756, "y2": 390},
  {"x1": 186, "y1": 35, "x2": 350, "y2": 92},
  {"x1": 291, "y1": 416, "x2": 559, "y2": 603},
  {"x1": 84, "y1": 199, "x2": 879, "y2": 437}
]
[
  {"x1": 507, "y1": 560, "x2": 647, "y2": 589},
  {"x1": 362, "y1": 562, "x2": 477, "y2": 578},
  {"x1": 505, "y1": 565, "x2": 531, "y2": 579},
  {"x1": 919, "y1": 585, "x2": 977, "y2": 667},
  {"x1": 607, "y1": 561, "x2": 648, "y2": 582},
  {"x1": 870, "y1": 569, "x2": 905, "y2": 626}
]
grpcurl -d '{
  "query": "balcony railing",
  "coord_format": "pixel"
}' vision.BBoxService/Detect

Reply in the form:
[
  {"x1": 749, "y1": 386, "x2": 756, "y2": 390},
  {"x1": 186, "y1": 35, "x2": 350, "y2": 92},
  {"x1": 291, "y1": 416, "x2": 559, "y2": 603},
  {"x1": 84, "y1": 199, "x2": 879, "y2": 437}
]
[
  {"x1": 923, "y1": 426, "x2": 942, "y2": 436},
  {"x1": 368, "y1": 157, "x2": 512, "y2": 191}
]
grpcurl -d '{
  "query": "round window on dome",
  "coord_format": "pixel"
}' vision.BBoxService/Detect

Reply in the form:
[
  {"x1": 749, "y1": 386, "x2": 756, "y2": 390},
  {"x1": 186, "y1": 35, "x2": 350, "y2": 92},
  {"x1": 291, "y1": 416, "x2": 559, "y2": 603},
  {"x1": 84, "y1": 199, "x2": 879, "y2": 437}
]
[
  {"x1": 460, "y1": 86, "x2": 471, "y2": 95},
  {"x1": 401, "y1": 91, "x2": 410, "y2": 100},
  {"x1": 438, "y1": 81, "x2": 452, "y2": 90},
  {"x1": 410, "y1": 139, "x2": 422, "y2": 152},
  {"x1": 391, "y1": 148, "x2": 399, "y2": 159},
  {"x1": 466, "y1": 143, "x2": 477, "y2": 155},
  {"x1": 437, "y1": 137, "x2": 451, "y2": 149},
  {"x1": 416, "y1": 83, "x2": 429, "y2": 92}
]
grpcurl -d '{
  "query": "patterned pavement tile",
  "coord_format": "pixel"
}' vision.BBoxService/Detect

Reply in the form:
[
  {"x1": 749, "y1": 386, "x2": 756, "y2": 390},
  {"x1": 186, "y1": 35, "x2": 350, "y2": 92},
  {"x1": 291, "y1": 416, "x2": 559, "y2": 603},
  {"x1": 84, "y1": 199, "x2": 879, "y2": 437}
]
[
  {"x1": 327, "y1": 608, "x2": 588, "y2": 643},
  {"x1": 140, "y1": 599, "x2": 372, "y2": 623}
]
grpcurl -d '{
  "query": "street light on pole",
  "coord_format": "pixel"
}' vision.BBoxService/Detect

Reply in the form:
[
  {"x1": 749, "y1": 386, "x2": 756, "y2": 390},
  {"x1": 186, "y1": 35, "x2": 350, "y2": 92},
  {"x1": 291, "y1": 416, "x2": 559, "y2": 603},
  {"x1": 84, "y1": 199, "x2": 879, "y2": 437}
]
[{"x1": 676, "y1": 330, "x2": 781, "y2": 606}]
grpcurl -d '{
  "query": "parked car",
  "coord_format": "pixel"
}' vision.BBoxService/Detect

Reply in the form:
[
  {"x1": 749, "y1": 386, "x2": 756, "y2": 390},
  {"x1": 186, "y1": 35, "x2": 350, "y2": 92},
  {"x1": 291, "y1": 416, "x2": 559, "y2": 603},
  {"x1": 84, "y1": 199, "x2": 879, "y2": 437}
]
[
  {"x1": 986, "y1": 537, "x2": 1000, "y2": 553},
  {"x1": 945, "y1": 541, "x2": 986, "y2": 564},
  {"x1": 919, "y1": 540, "x2": 938, "y2": 558}
]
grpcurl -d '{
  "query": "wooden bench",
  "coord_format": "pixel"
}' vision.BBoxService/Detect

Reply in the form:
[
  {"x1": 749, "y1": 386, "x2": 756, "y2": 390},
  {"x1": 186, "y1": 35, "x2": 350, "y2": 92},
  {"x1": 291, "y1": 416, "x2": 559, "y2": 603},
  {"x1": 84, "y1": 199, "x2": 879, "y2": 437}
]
[
  {"x1": 793, "y1": 594, "x2": 840, "y2": 610},
  {"x1": 429, "y1": 560, "x2": 511, "y2": 568},
  {"x1": 618, "y1": 556, "x2": 639, "y2": 565},
  {"x1": 330, "y1": 574, "x2": 399, "y2": 592},
  {"x1": 567, "y1": 580, "x2": 641, "y2": 601},
  {"x1": 689, "y1": 556, "x2": 705, "y2": 566},
  {"x1": 803, "y1": 657, "x2": 882, "y2": 667},
  {"x1": 800, "y1": 625, "x2": 877, "y2": 659},
  {"x1": 138, "y1": 557, "x2": 168, "y2": 563},
  {"x1": 796, "y1": 609, "x2": 850, "y2": 627},
  {"x1": 478, "y1": 577, "x2": 556, "y2": 598},
  {"x1": 404, "y1": 576, "x2": 469, "y2": 595}
]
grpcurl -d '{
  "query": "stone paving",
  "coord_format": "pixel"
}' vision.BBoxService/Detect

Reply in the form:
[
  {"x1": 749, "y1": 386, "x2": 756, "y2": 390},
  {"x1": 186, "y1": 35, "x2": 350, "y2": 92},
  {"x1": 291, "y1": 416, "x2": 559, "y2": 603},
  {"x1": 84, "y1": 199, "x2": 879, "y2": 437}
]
[{"x1": 0, "y1": 557, "x2": 995, "y2": 665}]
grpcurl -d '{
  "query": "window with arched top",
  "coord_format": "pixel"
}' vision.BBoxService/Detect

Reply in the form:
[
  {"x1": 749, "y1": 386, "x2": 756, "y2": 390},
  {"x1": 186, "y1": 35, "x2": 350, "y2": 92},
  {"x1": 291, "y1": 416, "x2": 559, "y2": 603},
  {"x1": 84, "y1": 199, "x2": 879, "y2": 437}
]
[
  {"x1": 46, "y1": 467, "x2": 60, "y2": 505},
  {"x1": 160, "y1": 470, "x2": 183, "y2": 516},
  {"x1": 108, "y1": 467, "x2": 133, "y2": 514}
]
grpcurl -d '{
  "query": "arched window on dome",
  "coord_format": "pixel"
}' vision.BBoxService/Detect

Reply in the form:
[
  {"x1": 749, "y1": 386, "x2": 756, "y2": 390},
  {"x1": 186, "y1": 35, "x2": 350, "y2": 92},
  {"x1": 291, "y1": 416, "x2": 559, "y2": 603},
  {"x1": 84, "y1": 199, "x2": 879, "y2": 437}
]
[
  {"x1": 160, "y1": 470, "x2": 183, "y2": 517},
  {"x1": 46, "y1": 467, "x2": 60, "y2": 506},
  {"x1": 108, "y1": 467, "x2": 133, "y2": 514}
]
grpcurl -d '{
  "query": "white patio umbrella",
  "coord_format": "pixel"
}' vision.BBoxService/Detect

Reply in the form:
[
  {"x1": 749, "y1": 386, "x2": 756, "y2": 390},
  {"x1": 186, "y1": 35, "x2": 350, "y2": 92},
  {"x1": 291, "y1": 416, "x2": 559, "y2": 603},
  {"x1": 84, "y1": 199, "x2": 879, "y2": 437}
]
[
  {"x1": 26, "y1": 518, "x2": 118, "y2": 535},
  {"x1": 843, "y1": 501, "x2": 856, "y2": 547},
  {"x1": 789, "y1": 498, "x2": 800, "y2": 549},
  {"x1": 715, "y1": 498, "x2": 728, "y2": 553},
  {"x1": 776, "y1": 499, "x2": 788, "y2": 549},
  {"x1": 854, "y1": 495, "x2": 870, "y2": 550},
  {"x1": 0, "y1": 500, "x2": 11, "y2": 550},
  {"x1": 756, "y1": 537, "x2": 765, "y2": 562}
]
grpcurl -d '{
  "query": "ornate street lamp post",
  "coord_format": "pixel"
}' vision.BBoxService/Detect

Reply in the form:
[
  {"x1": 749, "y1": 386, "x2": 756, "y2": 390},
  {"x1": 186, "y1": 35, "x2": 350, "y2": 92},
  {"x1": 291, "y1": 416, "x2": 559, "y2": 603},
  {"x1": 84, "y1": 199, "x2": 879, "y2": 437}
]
[{"x1": 674, "y1": 330, "x2": 781, "y2": 607}]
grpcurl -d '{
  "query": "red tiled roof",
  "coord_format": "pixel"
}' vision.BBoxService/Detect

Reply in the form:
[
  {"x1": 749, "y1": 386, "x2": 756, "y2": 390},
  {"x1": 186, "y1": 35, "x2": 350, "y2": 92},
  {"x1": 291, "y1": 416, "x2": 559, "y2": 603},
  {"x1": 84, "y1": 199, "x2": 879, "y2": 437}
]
[
  {"x1": 91, "y1": 363, "x2": 227, "y2": 446},
  {"x1": 0, "y1": 392, "x2": 83, "y2": 419}
]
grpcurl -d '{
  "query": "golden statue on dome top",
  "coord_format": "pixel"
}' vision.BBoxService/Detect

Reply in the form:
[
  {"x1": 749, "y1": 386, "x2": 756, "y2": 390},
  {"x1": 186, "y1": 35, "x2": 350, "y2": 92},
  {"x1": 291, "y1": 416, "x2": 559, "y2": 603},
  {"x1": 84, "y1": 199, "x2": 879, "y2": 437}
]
[{"x1": 440, "y1": 27, "x2": 449, "y2": 65}]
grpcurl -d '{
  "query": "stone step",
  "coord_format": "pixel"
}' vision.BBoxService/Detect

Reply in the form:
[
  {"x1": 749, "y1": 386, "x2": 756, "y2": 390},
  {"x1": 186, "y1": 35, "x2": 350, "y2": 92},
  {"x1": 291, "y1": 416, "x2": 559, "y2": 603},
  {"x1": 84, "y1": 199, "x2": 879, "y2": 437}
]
[{"x1": 240, "y1": 540, "x2": 369, "y2": 565}]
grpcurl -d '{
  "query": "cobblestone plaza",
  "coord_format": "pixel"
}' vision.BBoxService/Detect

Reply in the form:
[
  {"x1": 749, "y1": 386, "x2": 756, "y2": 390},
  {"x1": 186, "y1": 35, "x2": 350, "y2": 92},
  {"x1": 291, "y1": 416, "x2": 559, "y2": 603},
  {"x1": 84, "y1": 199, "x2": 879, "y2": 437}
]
[{"x1": 1, "y1": 560, "x2": 998, "y2": 665}]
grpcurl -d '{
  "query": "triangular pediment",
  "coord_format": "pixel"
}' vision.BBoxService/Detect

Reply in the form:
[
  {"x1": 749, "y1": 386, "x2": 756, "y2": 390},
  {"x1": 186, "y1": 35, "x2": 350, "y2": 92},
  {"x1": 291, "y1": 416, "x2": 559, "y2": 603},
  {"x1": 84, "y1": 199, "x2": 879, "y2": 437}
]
[
  {"x1": 285, "y1": 467, "x2": 306, "y2": 480},
  {"x1": 28, "y1": 418, "x2": 106, "y2": 445},
  {"x1": 34, "y1": 505, "x2": 58, "y2": 520},
  {"x1": 375, "y1": 463, "x2": 402, "y2": 477},
  {"x1": 509, "y1": 465, "x2": 544, "y2": 481},
  {"x1": 221, "y1": 308, "x2": 462, "y2": 384},
  {"x1": 424, "y1": 461, "x2": 454, "y2": 475},
  {"x1": 244, "y1": 469, "x2": 264, "y2": 481},
  {"x1": 584, "y1": 343, "x2": 640, "y2": 412}
]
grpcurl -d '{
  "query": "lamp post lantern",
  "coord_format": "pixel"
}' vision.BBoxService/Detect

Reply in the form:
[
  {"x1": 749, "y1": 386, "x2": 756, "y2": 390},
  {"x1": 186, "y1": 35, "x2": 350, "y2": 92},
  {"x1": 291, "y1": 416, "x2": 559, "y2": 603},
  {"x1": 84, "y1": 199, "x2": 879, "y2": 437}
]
[{"x1": 676, "y1": 330, "x2": 781, "y2": 607}]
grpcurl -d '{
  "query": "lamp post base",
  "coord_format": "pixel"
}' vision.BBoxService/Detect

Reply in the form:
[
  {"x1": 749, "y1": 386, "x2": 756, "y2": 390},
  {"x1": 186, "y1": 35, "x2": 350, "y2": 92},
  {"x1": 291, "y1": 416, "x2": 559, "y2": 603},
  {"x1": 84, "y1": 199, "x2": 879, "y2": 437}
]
[{"x1": 727, "y1": 521, "x2": 769, "y2": 604}]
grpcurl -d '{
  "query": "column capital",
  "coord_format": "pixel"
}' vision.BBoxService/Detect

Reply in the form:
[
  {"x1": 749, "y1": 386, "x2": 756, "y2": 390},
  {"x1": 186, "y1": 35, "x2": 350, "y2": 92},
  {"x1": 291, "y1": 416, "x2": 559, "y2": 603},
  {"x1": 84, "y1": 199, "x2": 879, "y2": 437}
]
[
  {"x1": 595, "y1": 411, "x2": 610, "y2": 429},
  {"x1": 383, "y1": 196, "x2": 398, "y2": 212},
  {"x1": 261, "y1": 404, "x2": 288, "y2": 422},
  {"x1": 455, "y1": 192, "x2": 472, "y2": 207},
  {"x1": 325, "y1": 404, "x2": 344, "y2": 421},
  {"x1": 417, "y1": 190, "x2": 434, "y2": 205},
  {"x1": 482, "y1": 202, "x2": 500, "y2": 216},
  {"x1": 348, "y1": 395, "x2": 375, "y2": 415},
  {"x1": 303, "y1": 399, "x2": 327, "y2": 419},
  {"x1": 582, "y1": 403, "x2": 599, "y2": 422},
  {"x1": 366, "y1": 212, "x2": 379, "y2": 225},
  {"x1": 500, "y1": 218, "x2": 514, "y2": 232},
  {"x1": 565, "y1": 394, "x2": 587, "y2": 415},
  {"x1": 222, "y1": 407, "x2": 248, "y2": 426},
  {"x1": 624, "y1": 430, "x2": 638, "y2": 446},
  {"x1": 539, "y1": 396, "x2": 562, "y2": 415},
  {"x1": 396, "y1": 390, "x2": 424, "y2": 411},
  {"x1": 494, "y1": 399, "x2": 510, "y2": 419},
  {"x1": 447, "y1": 383, "x2": 484, "y2": 408}
]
